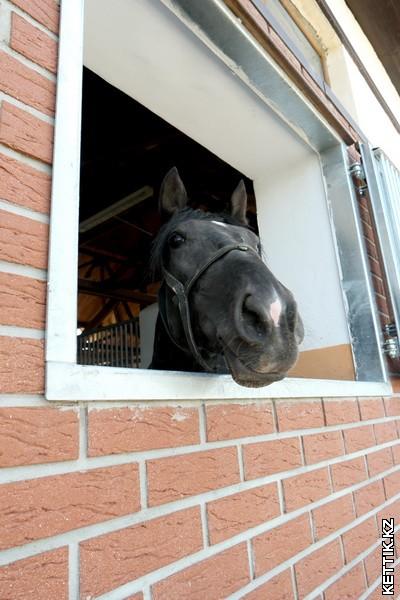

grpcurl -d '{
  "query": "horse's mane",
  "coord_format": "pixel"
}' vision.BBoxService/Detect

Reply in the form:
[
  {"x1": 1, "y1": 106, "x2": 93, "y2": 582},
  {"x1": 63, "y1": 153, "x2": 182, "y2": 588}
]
[{"x1": 150, "y1": 207, "x2": 251, "y2": 279}]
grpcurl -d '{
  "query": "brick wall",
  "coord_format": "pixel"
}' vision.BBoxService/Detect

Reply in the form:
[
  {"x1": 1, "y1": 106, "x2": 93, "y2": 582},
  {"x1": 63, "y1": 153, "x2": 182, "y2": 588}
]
[{"x1": 0, "y1": 1, "x2": 399, "y2": 599}]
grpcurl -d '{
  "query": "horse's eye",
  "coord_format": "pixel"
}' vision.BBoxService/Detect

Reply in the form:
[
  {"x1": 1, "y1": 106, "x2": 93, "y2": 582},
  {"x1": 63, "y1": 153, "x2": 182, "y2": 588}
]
[{"x1": 168, "y1": 232, "x2": 186, "y2": 248}]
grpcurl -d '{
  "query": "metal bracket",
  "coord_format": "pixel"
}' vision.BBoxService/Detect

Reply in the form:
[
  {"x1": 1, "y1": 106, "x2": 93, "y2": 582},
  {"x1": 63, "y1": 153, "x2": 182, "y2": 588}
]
[
  {"x1": 349, "y1": 162, "x2": 368, "y2": 196},
  {"x1": 383, "y1": 323, "x2": 400, "y2": 360}
]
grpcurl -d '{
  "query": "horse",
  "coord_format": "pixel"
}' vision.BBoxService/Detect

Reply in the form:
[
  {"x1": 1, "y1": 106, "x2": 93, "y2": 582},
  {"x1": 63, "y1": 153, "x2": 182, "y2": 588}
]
[{"x1": 149, "y1": 167, "x2": 304, "y2": 387}]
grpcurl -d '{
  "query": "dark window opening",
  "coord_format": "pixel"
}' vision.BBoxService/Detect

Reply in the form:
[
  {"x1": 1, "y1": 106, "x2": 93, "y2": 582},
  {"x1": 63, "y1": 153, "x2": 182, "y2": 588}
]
[{"x1": 78, "y1": 68, "x2": 256, "y2": 368}]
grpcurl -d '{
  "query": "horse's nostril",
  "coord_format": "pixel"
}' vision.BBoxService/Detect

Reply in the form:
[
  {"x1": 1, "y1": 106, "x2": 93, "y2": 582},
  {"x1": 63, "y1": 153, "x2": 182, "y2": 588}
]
[{"x1": 242, "y1": 296, "x2": 267, "y2": 339}]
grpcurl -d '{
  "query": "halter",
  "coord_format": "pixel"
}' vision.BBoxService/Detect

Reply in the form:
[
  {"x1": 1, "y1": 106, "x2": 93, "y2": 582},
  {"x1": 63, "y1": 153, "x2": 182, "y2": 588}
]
[{"x1": 159, "y1": 243, "x2": 259, "y2": 372}]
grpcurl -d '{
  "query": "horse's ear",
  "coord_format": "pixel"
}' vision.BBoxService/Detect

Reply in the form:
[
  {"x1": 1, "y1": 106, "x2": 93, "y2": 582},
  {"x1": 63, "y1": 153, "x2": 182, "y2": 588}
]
[
  {"x1": 159, "y1": 167, "x2": 188, "y2": 215},
  {"x1": 230, "y1": 179, "x2": 248, "y2": 224}
]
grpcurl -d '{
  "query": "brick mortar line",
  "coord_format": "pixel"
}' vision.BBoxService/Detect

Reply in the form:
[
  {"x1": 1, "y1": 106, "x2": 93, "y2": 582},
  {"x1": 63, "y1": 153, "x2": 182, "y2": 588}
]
[
  {"x1": 359, "y1": 554, "x2": 400, "y2": 600},
  {"x1": 139, "y1": 461, "x2": 148, "y2": 511},
  {"x1": 0, "y1": 324, "x2": 44, "y2": 339},
  {"x1": 0, "y1": 394, "x2": 48, "y2": 406},
  {"x1": 0, "y1": 423, "x2": 399, "y2": 485},
  {"x1": 200, "y1": 502, "x2": 209, "y2": 548},
  {"x1": 78, "y1": 405, "x2": 87, "y2": 460},
  {"x1": 0, "y1": 197, "x2": 50, "y2": 223},
  {"x1": 68, "y1": 543, "x2": 79, "y2": 600},
  {"x1": 246, "y1": 539, "x2": 254, "y2": 581},
  {"x1": 198, "y1": 402, "x2": 206, "y2": 444},
  {"x1": 0, "y1": 463, "x2": 399, "y2": 574},
  {"x1": 0, "y1": 41, "x2": 57, "y2": 82},
  {"x1": 143, "y1": 587, "x2": 151, "y2": 600},
  {"x1": 0, "y1": 142, "x2": 52, "y2": 173},
  {"x1": 1, "y1": 0, "x2": 59, "y2": 40},
  {"x1": 0, "y1": 90, "x2": 55, "y2": 124},
  {"x1": 290, "y1": 564, "x2": 299, "y2": 600},
  {"x1": 237, "y1": 444, "x2": 244, "y2": 482},
  {"x1": 0, "y1": 259, "x2": 47, "y2": 281},
  {"x1": 94, "y1": 493, "x2": 400, "y2": 600}
]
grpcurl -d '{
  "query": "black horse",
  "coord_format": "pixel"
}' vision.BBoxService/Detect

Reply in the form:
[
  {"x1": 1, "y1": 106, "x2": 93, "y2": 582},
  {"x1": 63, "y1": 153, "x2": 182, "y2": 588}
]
[{"x1": 149, "y1": 167, "x2": 304, "y2": 387}]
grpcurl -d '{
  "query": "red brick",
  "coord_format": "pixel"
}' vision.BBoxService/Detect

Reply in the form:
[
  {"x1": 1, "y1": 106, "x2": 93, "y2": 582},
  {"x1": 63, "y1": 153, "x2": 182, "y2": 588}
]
[
  {"x1": 342, "y1": 517, "x2": 378, "y2": 562},
  {"x1": 243, "y1": 438, "x2": 302, "y2": 480},
  {"x1": 242, "y1": 570, "x2": 294, "y2": 600},
  {"x1": 81, "y1": 507, "x2": 203, "y2": 599},
  {"x1": 0, "y1": 50, "x2": 55, "y2": 116},
  {"x1": 123, "y1": 595, "x2": 143, "y2": 600},
  {"x1": 0, "y1": 336, "x2": 44, "y2": 393},
  {"x1": 324, "y1": 398, "x2": 360, "y2": 425},
  {"x1": 0, "y1": 407, "x2": 78, "y2": 467},
  {"x1": 312, "y1": 494, "x2": 355, "y2": 540},
  {"x1": 147, "y1": 447, "x2": 240, "y2": 506},
  {"x1": 384, "y1": 397, "x2": 400, "y2": 417},
  {"x1": 0, "y1": 548, "x2": 68, "y2": 600},
  {"x1": 88, "y1": 406, "x2": 199, "y2": 456},
  {"x1": 283, "y1": 467, "x2": 331, "y2": 512},
  {"x1": 330, "y1": 457, "x2": 368, "y2": 491},
  {"x1": 276, "y1": 399, "x2": 324, "y2": 431},
  {"x1": 152, "y1": 544, "x2": 249, "y2": 600},
  {"x1": 374, "y1": 421, "x2": 397, "y2": 444},
  {"x1": 367, "y1": 448, "x2": 394, "y2": 476},
  {"x1": 353, "y1": 480, "x2": 385, "y2": 517},
  {"x1": 0, "y1": 210, "x2": 48, "y2": 269},
  {"x1": 383, "y1": 470, "x2": 400, "y2": 498},
  {"x1": 252, "y1": 514, "x2": 312, "y2": 575},
  {"x1": 11, "y1": 14, "x2": 57, "y2": 73},
  {"x1": 294, "y1": 539, "x2": 343, "y2": 597},
  {"x1": 0, "y1": 102, "x2": 53, "y2": 164},
  {"x1": 364, "y1": 546, "x2": 381, "y2": 585},
  {"x1": 207, "y1": 483, "x2": 280, "y2": 544},
  {"x1": 0, "y1": 272, "x2": 45, "y2": 329},
  {"x1": 359, "y1": 397, "x2": 385, "y2": 420},
  {"x1": 10, "y1": 0, "x2": 59, "y2": 33},
  {"x1": 324, "y1": 563, "x2": 366, "y2": 600},
  {"x1": 343, "y1": 425, "x2": 376, "y2": 453},
  {"x1": 0, "y1": 464, "x2": 139, "y2": 549},
  {"x1": 0, "y1": 152, "x2": 50, "y2": 213},
  {"x1": 206, "y1": 401, "x2": 273, "y2": 441},
  {"x1": 303, "y1": 430, "x2": 344, "y2": 464}
]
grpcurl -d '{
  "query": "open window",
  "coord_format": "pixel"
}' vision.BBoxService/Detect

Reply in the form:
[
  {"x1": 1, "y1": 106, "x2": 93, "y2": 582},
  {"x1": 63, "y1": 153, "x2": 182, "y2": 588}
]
[{"x1": 45, "y1": 0, "x2": 389, "y2": 400}]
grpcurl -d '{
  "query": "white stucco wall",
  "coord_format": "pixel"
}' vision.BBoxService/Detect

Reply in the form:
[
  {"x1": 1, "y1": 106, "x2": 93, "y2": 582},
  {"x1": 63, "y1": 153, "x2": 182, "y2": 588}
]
[{"x1": 286, "y1": 0, "x2": 400, "y2": 170}]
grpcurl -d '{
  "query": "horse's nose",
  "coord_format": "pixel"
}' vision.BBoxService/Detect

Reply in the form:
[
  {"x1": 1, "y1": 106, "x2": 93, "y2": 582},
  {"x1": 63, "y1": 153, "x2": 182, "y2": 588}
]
[{"x1": 237, "y1": 294, "x2": 281, "y2": 344}]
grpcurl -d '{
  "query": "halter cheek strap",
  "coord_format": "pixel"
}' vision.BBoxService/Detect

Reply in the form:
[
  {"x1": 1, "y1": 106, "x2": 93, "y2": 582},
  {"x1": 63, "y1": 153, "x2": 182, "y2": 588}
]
[{"x1": 160, "y1": 243, "x2": 259, "y2": 372}]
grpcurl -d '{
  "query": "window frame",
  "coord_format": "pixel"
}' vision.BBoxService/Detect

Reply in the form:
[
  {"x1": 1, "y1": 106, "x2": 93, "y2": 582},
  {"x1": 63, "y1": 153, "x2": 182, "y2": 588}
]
[{"x1": 45, "y1": 0, "x2": 390, "y2": 401}]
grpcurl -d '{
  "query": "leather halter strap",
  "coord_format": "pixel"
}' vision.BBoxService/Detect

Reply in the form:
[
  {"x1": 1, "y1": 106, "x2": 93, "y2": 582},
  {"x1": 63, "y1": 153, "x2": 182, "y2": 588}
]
[{"x1": 160, "y1": 243, "x2": 259, "y2": 372}]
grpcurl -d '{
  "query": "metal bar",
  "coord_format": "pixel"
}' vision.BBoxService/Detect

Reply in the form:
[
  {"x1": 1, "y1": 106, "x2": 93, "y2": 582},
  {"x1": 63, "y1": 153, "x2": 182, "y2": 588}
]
[{"x1": 321, "y1": 144, "x2": 387, "y2": 382}]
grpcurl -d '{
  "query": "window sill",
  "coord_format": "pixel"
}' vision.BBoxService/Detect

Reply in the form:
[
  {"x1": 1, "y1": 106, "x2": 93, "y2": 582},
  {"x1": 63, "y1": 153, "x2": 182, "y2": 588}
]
[{"x1": 45, "y1": 361, "x2": 392, "y2": 402}]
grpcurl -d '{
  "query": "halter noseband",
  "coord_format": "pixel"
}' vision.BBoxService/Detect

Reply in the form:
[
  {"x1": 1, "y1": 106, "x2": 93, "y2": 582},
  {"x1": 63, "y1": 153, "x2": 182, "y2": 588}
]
[{"x1": 159, "y1": 243, "x2": 259, "y2": 372}]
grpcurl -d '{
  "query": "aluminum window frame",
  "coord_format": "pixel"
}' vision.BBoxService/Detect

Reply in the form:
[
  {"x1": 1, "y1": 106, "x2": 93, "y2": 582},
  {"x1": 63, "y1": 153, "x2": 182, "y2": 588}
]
[{"x1": 45, "y1": 0, "x2": 389, "y2": 401}]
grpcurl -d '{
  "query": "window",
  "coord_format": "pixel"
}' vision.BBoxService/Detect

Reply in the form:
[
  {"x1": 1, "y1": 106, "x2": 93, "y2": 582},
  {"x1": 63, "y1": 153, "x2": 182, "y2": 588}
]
[{"x1": 45, "y1": 0, "x2": 389, "y2": 401}]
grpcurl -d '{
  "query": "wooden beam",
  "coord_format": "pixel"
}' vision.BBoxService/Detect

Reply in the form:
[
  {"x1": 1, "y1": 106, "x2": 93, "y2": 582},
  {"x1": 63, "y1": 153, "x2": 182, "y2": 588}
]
[{"x1": 78, "y1": 278, "x2": 157, "y2": 306}]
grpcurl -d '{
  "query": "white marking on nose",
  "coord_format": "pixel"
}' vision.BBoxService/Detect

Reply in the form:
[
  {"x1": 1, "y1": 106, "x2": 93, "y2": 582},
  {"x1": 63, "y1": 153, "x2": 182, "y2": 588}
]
[
  {"x1": 212, "y1": 221, "x2": 228, "y2": 228},
  {"x1": 270, "y1": 298, "x2": 282, "y2": 327}
]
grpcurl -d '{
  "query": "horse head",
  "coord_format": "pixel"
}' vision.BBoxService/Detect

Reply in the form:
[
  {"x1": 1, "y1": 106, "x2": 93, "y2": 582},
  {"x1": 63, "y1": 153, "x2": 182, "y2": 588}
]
[{"x1": 150, "y1": 167, "x2": 304, "y2": 387}]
